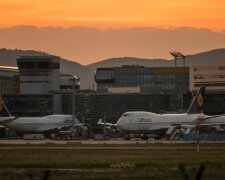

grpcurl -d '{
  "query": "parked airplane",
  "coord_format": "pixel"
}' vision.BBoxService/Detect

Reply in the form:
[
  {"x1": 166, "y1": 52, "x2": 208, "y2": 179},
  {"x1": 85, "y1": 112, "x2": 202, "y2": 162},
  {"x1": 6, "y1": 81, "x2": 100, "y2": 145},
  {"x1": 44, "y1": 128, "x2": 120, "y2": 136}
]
[
  {"x1": 0, "y1": 99, "x2": 80, "y2": 136},
  {"x1": 116, "y1": 87, "x2": 225, "y2": 138}
]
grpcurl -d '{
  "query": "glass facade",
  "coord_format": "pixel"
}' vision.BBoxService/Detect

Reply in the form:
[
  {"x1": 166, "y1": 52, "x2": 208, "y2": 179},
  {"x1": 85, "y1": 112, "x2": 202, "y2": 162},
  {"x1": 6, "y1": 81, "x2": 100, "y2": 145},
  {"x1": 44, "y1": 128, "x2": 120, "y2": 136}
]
[
  {"x1": 2, "y1": 95, "x2": 53, "y2": 117},
  {"x1": 0, "y1": 76, "x2": 20, "y2": 95},
  {"x1": 95, "y1": 65, "x2": 189, "y2": 93},
  {"x1": 95, "y1": 68, "x2": 115, "y2": 83},
  {"x1": 17, "y1": 60, "x2": 59, "y2": 70},
  {"x1": 61, "y1": 92, "x2": 225, "y2": 123}
]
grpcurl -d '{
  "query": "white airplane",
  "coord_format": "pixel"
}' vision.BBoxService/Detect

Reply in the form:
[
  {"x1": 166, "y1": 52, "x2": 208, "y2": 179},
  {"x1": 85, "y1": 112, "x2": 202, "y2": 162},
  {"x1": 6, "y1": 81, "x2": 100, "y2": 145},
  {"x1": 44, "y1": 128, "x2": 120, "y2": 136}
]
[
  {"x1": 116, "y1": 87, "x2": 225, "y2": 138},
  {"x1": 0, "y1": 99, "x2": 80, "y2": 136}
]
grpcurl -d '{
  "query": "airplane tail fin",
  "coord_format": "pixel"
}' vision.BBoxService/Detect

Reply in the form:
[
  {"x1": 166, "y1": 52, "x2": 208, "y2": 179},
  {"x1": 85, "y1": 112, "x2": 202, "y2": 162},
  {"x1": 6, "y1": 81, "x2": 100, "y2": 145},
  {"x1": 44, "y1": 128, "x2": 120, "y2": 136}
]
[
  {"x1": 187, "y1": 91, "x2": 194, "y2": 106},
  {"x1": 97, "y1": 118, "x2": 102, "y2": 124},
  {"x1": 187, "y1": 86, "x2": 205, "y2": 114},
  {"x1": 0, "y1": 98, "x2": 12, "y2": 119}
]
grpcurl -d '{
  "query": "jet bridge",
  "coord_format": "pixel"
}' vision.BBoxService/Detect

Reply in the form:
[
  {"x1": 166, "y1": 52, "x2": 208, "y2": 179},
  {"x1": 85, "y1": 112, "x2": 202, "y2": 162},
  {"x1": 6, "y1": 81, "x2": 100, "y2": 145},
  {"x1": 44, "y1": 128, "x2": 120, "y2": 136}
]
[{"x1": 165, "y1": 126, "x2": 183, "y2": 140}]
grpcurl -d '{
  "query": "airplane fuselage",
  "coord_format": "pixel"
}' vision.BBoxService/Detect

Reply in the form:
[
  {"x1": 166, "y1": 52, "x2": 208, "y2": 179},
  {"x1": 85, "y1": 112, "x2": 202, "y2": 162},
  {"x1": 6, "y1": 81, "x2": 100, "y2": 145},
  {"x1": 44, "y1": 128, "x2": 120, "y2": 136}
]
[
  {"x1": 1, "y1": 115, "x2": 79, "y2": 134},
  {"x1": 202, "y1": 116, "x2": 225, "y2": 125},
  {"x1": 117, "y1": 111, "x2": 206, "y2": 134}
]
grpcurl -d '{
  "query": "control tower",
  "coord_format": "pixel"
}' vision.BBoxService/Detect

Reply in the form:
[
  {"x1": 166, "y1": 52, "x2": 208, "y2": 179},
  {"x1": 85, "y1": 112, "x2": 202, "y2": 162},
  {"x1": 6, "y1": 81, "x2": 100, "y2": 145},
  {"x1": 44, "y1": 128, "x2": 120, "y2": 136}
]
[{"x1": 17, "y1": 56, "x2": 60, "y2": 95}]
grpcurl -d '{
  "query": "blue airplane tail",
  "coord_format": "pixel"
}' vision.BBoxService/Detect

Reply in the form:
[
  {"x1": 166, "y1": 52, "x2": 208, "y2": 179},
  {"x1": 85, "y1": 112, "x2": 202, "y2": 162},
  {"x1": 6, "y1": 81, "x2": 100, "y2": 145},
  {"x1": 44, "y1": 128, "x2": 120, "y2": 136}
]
[
  {"x1": 187, "y1": 87, "x2": 205, "y2": 114},
  {"x1": 0, "y1": 98, "x2": 12, "y2": 118}
]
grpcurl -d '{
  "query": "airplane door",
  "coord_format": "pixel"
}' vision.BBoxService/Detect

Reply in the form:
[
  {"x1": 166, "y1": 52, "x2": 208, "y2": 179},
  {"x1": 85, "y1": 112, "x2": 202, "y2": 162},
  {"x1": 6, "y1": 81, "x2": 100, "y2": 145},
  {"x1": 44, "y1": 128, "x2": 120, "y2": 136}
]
[
  {"x1": 137, "y1": 118, "x2": 141, "y2": 130},
  {"x1": 140, "y1": 119, "x2": 145, "y2": 130}
]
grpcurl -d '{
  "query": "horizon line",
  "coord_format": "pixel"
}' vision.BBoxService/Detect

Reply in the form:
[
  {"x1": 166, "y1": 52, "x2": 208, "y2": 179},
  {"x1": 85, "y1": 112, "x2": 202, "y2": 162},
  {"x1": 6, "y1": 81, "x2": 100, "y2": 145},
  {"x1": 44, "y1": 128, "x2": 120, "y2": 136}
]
[{"x1": 0, "y1": 25, "x2": 225, "y2": 33}]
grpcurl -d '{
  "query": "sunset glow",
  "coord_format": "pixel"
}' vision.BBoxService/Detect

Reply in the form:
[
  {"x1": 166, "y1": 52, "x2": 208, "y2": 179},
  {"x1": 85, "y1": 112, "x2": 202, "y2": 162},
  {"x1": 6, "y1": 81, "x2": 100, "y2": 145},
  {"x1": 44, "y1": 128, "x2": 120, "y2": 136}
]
[{"x1": 0, "y1": 0, "x2": 225, "y2": 31}]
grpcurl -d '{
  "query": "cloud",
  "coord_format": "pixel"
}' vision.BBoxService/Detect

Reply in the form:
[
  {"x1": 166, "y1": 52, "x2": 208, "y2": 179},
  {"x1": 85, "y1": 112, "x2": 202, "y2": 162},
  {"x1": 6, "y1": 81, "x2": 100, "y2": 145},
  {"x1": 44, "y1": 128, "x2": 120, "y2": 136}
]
[{"x1": 0, "y1": 26, "x2": 224, "y2": 65}]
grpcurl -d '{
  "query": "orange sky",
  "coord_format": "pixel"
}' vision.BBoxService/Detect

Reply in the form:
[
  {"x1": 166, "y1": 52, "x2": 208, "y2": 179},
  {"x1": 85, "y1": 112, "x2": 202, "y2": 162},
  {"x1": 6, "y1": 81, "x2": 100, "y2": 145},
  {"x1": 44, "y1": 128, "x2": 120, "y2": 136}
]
[{"x1": 0, "y1": 0, "x2": 225, "y2": 31}]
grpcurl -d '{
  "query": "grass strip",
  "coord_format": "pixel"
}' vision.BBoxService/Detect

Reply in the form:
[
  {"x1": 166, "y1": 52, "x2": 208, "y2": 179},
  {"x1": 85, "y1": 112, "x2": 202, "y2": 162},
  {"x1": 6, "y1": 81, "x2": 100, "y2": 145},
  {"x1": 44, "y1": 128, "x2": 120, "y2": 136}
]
[{"x1": 0, "y1": 149, "x2": 224, "y2": 179}]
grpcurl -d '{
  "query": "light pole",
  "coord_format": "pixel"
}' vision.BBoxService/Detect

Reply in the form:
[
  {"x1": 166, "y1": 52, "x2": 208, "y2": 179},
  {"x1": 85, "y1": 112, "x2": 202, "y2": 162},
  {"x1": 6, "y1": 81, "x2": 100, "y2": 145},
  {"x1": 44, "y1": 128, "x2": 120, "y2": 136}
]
[
  {"x1": 170, "y1": 52, "x2": 179, "y2": 110},
  {"x1": 104, "y1": 115, "x2": 106, "y2": 140},
  {"x1": 71, "y1": 75, "x2": 79, "y2": 137},
  {"x1": 170, "y1": 51, "x2": 186, "y2": 111},
  {"x1": 178, "y1": 52, "x2": 186, "y2": 111}
]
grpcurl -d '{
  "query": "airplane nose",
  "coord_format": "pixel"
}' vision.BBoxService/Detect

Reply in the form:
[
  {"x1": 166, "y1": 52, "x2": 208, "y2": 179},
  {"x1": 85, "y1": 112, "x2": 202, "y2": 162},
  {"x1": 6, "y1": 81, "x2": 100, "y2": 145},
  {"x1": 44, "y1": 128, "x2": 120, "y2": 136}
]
[{"x1": 117, "y1": 118, "x2": 125, "y2": 130}]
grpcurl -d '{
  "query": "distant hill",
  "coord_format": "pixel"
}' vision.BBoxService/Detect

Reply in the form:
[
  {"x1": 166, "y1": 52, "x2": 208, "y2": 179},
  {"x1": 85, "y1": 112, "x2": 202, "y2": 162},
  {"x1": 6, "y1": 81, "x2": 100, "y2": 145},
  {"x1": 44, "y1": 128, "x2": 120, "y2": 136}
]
[
  {"x1": 87, "y1": 48, "x2": 225, "y2": 70},
  {"x1": 1, "y1": 48, "x2": 225, "y2": 89}
]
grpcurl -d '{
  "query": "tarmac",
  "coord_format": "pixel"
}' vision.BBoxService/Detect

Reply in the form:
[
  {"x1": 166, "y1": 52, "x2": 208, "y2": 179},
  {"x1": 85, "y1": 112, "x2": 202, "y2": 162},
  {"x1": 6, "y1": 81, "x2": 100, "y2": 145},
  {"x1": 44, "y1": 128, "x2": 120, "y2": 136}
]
[
  {"x1": 0, "y1": 138, "x2": 195, "y2": 144},
  {"x1": 0, "y1": 146, "x2": 225, "y2": 150},
  {"x1": 0, "y1": 139, "x2": 225, "y2": 150}
]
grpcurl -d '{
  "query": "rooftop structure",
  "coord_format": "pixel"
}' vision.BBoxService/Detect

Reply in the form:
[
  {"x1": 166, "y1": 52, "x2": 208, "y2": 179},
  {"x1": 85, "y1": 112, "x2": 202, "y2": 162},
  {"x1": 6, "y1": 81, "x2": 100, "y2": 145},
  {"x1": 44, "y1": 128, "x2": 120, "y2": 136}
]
[{"x1": 60, "y1": 73, "x2": 80, "y2": 92}]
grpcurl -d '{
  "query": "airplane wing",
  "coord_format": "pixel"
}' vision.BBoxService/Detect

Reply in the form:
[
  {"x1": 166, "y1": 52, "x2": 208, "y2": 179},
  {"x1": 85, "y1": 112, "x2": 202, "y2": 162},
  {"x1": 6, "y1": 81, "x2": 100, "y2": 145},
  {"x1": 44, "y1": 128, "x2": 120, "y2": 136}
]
[
  {"x1": 200, "y1": 114, "x2": 225, "y2": 120},
  {"x1": 149, "y1": 124, "x2": 195, "y2": 131},
  {"x1": 198, "y1": 115, "x2": 225, "y2": 125},
  {"x1": 0, "y1": 117, "x2": 16, "y2": 125},
  {"x1": 149, "y1": 125, "x2": 172, "y2": 131},
  {"x1": 199, "y1": 122, "x2": 225, "y2": 126}
]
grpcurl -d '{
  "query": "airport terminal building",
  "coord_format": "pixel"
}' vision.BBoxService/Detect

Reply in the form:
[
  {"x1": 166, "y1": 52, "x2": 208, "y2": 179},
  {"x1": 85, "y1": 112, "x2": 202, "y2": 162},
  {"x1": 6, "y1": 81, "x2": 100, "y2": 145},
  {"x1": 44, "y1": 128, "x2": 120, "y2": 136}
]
[
  {"x1": 1, "y1": 55, "x2": 225, "y2": 141},
  {"x1": 95, "y1": 65, "x2": 189, "y2": 94}
]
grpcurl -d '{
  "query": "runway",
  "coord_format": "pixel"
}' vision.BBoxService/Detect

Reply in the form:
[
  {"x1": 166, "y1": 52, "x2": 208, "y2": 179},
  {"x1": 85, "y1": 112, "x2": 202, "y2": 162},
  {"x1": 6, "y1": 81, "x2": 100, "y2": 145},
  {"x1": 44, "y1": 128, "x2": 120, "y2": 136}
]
[
  {"x1": 0, "y1": 146, "x2": 225, "y2": 150},
  {"x1": 0, "y1": 138, "x2": 199, "y2": 145},
  {"x1": 0, "y1": 139, "x2": 225, "y2": 150}
]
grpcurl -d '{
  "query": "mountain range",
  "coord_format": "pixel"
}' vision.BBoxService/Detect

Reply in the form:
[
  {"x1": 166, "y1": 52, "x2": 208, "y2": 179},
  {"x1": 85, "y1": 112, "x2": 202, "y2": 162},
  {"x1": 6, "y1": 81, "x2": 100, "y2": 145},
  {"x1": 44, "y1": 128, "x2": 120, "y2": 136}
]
[{"x1": 0, "y1": 48, "x2": 225, "y2": 89}]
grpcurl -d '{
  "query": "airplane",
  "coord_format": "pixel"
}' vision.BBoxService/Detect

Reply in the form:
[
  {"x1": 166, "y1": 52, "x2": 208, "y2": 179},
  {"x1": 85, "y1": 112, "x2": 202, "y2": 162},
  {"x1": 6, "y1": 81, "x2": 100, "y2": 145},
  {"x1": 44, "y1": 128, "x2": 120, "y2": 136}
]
[
  {"x1": 116, "y1": 86, "x2": 225, "y2": 139},
  {"x1": 0, "y1": 98, "x2": 80, "y2": 137}
]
